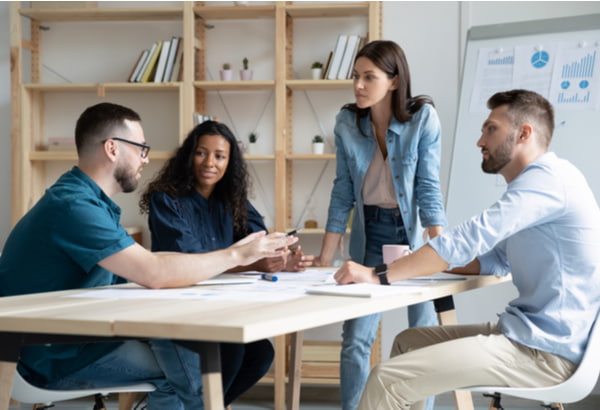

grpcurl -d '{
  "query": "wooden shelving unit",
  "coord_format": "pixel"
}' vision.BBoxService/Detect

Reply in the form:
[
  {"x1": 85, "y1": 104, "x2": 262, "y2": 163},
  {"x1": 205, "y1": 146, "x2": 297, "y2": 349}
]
[{"x1": 10, "y1": 1, "x2": 382, "y2": 405}]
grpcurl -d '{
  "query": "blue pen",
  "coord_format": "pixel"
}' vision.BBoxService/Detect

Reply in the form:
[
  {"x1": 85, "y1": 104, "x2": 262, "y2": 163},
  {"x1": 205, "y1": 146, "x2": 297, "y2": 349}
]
[{"x1": 261, "y1": 273, "x2": 278, "y2": 282}]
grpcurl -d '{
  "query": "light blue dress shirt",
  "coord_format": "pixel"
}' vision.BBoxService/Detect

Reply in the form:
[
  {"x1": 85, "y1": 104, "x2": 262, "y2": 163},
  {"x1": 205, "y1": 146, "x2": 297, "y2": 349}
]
[
  {"x1": 430, "y1": 152, "x2": 600, "y2": 364},
  {"x1": 325, "y1": 104, "x2": 447, "y2": 263}
]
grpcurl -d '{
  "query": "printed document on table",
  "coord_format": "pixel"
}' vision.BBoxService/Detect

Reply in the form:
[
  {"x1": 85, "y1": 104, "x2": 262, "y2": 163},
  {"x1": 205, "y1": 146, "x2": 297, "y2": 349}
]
[
  {"x1": 234, "y1": 269, "x2": 335, "y2": 282},
  {"x1": 306, "y1": 283, "x2": 424, "y2": 298}
]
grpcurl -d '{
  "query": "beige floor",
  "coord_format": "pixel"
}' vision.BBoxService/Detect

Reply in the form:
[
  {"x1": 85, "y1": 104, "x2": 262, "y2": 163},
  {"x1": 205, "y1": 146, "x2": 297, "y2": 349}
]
[{"x1": 9, "y1": 385, "x2": 600, "y2": 410}]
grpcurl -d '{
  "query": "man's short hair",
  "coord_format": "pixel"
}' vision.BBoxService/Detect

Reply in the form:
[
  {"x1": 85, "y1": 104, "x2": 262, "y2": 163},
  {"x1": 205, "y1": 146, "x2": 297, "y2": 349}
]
[
  {"x1": 487, "y1": 89, "x2": 554, "y2": 148},
  {"x1": 75, "y1": 102, "x2": 141, "y2": 155}
]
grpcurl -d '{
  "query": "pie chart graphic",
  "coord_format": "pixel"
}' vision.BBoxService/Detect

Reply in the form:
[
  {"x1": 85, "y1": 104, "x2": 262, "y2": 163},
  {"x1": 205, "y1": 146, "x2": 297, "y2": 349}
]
[{"x1": 531, "y1": 50, "x2": 550, "y2": 68}]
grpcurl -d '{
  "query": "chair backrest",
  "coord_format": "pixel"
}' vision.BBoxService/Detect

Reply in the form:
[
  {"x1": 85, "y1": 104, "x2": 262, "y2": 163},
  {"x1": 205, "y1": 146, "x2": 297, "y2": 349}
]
[
  {"x1": 469, "y1": 309, "x2": 600, "y2": 404},
  {"x1": 12, "y1": 370, "x2": 156, "y2": 405}
]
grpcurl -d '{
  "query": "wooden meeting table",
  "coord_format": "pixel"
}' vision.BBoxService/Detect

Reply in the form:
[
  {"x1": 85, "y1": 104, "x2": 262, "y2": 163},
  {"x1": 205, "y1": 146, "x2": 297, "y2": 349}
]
[{"x1": 0, "y1": 273, "x2": 509, "y2": 410}]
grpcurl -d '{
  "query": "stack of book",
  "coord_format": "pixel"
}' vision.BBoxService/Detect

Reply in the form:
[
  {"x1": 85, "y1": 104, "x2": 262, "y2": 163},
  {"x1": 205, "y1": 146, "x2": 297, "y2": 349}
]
[
  {"x1": 193, "y1": 113, "x2": 217, "y2": 125},
  {"x1": 323, "y1": 34, "x2": 367, "y2": 80},
  {"x1": 127, "y1": 36, "x2": 183, "y2": 83}
]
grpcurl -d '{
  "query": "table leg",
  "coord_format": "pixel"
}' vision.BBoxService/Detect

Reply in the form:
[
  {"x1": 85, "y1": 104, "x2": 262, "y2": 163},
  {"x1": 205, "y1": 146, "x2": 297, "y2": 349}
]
[
  {"x1": 273, "y1": 335, "x2": 286, "y2": 410},
  {"x1": 199, "y1": 342, "x2": 224, "y2": 410},
  {"x1": 286, "y1": 331, "x2": 304, "y2": 410},
  {"x1": 434, "y1": 296, "x2": 475, "y2": 410},
  {"x1": 0, "y1": 361, "x2": 16, "y2": 410}
]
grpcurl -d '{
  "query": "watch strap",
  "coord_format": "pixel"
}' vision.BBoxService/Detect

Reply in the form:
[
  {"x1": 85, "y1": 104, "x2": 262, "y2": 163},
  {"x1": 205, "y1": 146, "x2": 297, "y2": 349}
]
[{"x1": 374, "y1": 263, "x2": 390, "y2": 285}]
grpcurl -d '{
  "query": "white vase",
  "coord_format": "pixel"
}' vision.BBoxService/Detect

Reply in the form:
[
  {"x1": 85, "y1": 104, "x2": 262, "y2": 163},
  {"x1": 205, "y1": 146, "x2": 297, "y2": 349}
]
[
  {"x1": 311, "y1": 68, "x2": 323, "y2": 80},
  {"x1": 219, "y1": 70, "x2": 233, "y2": 81},
  {"x1": 312, "y1": 142, "x2": 325, "y2": 155},
  {"x1": 240, "y1": 69, "x2": 253, "y2": 81},
  {"x1": 247, "y1": 142, "x2": 257, "y2": 155}
]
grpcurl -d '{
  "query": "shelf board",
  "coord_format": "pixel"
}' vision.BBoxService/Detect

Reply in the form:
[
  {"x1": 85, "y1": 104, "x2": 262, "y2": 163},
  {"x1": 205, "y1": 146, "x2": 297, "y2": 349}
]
[
  {"x1": 24, "y1": 83, "x2": 180, "y2": 93},
  {"x1": 243, "y1": 154, "x2": 275, "y2": 160},
  {"x1": 285, "y1": 3, "x2": 369, "y2": 18},
  {"x1": 194, "y1": 5, "x2": 276, "y2": 20},
  {"x1": 286, "y1": 79, "x2": 352, "y2": 91},
  {"x1": 19, "y1": 7, "x2": 183, "y2": 22},
  {"x1": 287, "y1": 154, "x2": 336, "y2": 160},
  {"x1": 288, "y1": 228, "x2": 325, "y2": 235},
  {"x1": 194, "y1": 80, "x2": 275, "y2": 91},
  {"x1": 30, "y1": 150, "x2": 175, "y2": 162}
]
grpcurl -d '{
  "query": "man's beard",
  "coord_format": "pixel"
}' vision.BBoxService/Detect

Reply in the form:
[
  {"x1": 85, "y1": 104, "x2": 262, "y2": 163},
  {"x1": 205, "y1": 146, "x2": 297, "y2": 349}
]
[
  {"x1": 482, "y1": 133, "x2": 516, "y2": 174},
  {"x1": 114, "y1": 163, "x2": 139, "y2": 193}
]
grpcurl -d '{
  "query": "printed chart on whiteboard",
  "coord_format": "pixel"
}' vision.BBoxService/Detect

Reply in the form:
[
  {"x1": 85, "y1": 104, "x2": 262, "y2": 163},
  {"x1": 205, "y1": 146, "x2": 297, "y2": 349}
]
[
  {"x1": 470, "y1": 42, "x2": 600, "y2": 112},
  {"x1": 549, "y1": 45, "x2": 600, "y2": 109}
]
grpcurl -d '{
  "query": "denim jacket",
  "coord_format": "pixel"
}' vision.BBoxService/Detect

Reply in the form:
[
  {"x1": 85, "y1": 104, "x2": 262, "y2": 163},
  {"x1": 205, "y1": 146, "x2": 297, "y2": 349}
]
[{"x1": 325, "y1": 104, "x2": 447, "y2": 263}]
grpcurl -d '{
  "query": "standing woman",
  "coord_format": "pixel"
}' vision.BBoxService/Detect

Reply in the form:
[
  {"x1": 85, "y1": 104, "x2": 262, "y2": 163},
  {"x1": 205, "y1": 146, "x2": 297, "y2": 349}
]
[{"x1": 315, "y1": 40, "x2": 446, "y2": 410}]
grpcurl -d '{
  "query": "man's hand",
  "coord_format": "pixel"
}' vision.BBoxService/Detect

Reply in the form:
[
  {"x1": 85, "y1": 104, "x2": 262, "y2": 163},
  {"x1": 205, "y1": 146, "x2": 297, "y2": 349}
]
[
  {"x1": 334, "y1": 260, "x2": 379, "y2": 284},
  {"x1": 232, "y1": 231, "x2": 298, "y2": 267}
]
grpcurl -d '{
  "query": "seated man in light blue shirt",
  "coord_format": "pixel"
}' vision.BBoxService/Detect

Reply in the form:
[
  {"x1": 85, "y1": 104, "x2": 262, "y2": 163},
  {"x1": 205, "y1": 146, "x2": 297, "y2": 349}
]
[{"x1": 333, "y1": 89, "x2": 600, "y2": 410}]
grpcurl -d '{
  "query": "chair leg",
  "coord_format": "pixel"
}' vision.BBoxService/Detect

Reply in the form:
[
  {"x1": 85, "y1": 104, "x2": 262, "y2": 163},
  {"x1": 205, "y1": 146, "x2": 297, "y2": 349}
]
[
  {"x1": 483, "y1": 392, "x2": 504, "y2": 410},
  {"x1": 93, "y1": 393, "x2": 107, "y2": 410}
]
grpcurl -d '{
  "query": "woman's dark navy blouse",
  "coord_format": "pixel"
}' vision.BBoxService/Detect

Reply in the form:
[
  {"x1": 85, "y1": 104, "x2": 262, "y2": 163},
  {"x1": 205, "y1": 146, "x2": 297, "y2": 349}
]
[{"x1": 148, "y1": 190, "x2": 266, "y2": 253}]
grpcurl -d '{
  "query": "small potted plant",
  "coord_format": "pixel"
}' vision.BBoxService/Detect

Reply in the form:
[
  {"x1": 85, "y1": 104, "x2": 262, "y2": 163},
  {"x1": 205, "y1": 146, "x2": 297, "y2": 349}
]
[
  {"x1": 247, "y1": 132, "x2": 258, "y2": 154},
  {"x1": 311, "y1": 61, "x2": 323, "y2": 80},
  {"x1": 312, "y1": 135, "x2": 325, "y2": 154},
  {"x1": 240, "y1": 57, "x2": 253, "y2": 81},
  {"x1": 220, "y1": 63, "x2": 233, "y2": 81}
]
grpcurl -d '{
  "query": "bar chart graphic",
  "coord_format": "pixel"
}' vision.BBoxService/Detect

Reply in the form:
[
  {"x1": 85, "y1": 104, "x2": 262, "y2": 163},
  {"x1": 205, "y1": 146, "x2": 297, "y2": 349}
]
[
  {"x1": 561, "y1": 50, "x2": 596, "y2": 79},
  {"x1": 488, "y1": 55, "x2": 514, "y2": 65},
  {"x1": 550, "y1": 46, "x2": 600, "y2": 109}
]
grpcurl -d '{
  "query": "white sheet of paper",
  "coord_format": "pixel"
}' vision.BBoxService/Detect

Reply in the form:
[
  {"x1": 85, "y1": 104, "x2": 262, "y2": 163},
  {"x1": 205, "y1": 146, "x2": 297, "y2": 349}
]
[{"x1": 306, "y1": 283, "x2": 423, "y2": 298}]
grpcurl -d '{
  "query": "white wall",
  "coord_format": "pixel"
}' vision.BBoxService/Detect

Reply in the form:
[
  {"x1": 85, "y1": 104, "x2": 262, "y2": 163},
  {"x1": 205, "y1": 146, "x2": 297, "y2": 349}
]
[{"x1": 1, "y1": 0, "x2": 599, "y2": 393}]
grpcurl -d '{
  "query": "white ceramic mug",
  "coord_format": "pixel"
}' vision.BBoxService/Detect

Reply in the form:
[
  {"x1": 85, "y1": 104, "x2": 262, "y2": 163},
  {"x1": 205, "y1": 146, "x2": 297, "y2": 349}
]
[{"x1": 382, "y1": 244, "x2": 412, "y2": 264}]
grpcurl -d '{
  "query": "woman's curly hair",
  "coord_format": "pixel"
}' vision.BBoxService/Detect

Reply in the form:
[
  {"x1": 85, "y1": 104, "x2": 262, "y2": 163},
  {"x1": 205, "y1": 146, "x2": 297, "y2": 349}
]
[{"x1": 139, "y1": 120, "x2": 251, "y2": 234}]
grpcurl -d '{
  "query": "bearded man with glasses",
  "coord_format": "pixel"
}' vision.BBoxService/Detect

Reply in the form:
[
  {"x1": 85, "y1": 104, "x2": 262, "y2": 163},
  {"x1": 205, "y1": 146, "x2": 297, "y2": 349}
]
[{"x1": 0, "y1": 102, "x2": 296, "y2": 409}]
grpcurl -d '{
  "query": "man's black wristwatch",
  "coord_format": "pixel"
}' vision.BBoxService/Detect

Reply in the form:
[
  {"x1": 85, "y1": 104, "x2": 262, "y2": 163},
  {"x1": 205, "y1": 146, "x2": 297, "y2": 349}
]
[{"x1": 374, "y1": 263, "x2": 390, "y2": 285}]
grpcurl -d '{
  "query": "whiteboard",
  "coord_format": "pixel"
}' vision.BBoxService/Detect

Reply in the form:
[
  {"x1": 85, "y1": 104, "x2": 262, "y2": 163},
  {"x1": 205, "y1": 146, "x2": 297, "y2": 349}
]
[{"x1": 446, "y1": 14, "x2": 600, "y2": 228}]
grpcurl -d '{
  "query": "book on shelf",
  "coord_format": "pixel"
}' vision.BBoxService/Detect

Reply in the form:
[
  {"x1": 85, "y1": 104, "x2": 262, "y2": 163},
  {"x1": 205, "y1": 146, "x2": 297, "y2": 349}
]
[
  {"x1": 153, "y1": 39, "x2": 171, "y2": 82},
  {"x1": 140, "y1": 41, "x2": 163, "y2": 83},
  {"x1": 337, "y1": 34, "x2": 361, "y2": 80},
  {"x1": 193, "y1": 113, "x2": 216, "y2": 125},
  {"x1": 128, "y1": 49, "x2": 149, "y2": 83},
  {"x1": 163, "y1": 36, "x2": 180, "y2": 82},
  {"x1": 325, "y1": 34, "x2": 348, "y2": 80},
  {"x1": 133, "y1": 42, "x2": 157, "y2": 82},
  {"x1": 170, "y1": 42, "x2": 184, "y2": 82},
  {"x1": 321, "y1": 51, "x2": 333, "y2": 80}
]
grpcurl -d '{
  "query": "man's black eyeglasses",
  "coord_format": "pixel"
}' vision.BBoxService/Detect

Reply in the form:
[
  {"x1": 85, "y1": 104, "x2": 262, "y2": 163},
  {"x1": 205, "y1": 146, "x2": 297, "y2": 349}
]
[{"x1": 106, "y1": 137, "x2": 151, "y2": 159}]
